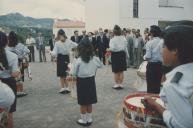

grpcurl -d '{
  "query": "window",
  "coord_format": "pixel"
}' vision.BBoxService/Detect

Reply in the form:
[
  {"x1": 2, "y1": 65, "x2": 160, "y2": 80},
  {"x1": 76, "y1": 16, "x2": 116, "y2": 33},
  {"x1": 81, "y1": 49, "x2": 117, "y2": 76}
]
[{"x1": 133, "y1": 0, "x2": 139, "y2": 18}]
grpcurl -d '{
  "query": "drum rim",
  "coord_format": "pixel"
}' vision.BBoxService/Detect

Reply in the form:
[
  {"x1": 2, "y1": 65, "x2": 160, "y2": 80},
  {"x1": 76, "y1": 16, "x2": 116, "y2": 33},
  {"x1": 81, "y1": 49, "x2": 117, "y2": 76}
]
[{"x1": 123, "y1": 92, "x2": 160, "y2": 116}]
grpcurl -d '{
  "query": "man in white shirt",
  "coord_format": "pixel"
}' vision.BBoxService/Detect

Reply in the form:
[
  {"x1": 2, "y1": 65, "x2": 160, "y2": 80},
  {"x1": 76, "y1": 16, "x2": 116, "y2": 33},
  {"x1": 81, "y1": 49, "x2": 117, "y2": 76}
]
[{"x1": 26, "y1": 34, "x2": 36, "y2": 62}]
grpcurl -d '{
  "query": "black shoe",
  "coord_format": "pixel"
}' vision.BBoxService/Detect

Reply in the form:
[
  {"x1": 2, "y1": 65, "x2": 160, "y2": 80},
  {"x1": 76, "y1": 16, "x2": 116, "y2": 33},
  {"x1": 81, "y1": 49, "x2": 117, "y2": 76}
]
[
  {"x1": 65, "y1": 90, "x2": 71, "y2": 94},
  {"x1": 87, "y1": 121, "x2": 92, "y2": 126},
  {"x1": 59, "y1": 90, "x2": 67, "y2": 94}
]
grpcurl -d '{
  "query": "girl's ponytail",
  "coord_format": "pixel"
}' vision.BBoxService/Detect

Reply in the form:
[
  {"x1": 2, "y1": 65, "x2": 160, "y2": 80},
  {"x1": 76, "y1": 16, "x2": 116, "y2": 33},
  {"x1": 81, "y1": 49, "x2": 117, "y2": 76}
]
[{"x1": 0, "y1": 31, "x2": 9, "y2": 70}]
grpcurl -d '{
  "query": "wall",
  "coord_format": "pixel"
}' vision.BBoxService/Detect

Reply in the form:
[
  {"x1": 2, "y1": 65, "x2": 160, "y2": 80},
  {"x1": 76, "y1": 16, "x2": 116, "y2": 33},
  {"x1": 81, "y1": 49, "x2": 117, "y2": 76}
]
[
  {"x1": 84, "y1": 0, "x2": 193, "y2": 32},
  {"x1": 119, "y1": 0, "x2": 159, "y2": 32},
  {"x1": 85, "y1": 0, "x2": 119, "y2": 31}
]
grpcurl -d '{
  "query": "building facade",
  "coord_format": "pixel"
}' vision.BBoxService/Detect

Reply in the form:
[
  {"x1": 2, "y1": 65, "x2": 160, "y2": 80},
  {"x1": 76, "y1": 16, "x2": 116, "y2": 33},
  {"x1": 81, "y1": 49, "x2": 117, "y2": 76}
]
[
  {"x1": 53, "y1": 19, "x2": 85, "y2": 38},
  {"x1": 84, "y1": 0, "x2": 193, "y2": 31}
]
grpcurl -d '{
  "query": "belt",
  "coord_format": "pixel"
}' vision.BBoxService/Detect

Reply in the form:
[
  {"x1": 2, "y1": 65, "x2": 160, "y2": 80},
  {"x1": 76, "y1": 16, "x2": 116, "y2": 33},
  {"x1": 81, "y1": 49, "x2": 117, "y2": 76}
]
[{"x1": 148, "y1": 61, "x2": 162, "y2": 64}]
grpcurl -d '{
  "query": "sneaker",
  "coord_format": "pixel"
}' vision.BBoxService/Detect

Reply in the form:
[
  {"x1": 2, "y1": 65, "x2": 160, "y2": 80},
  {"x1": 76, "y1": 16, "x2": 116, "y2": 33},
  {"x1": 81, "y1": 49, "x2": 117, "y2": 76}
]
[
  {"x1": 59, "y1": 88, "x2": 66, "y2": 93},
  {"x1": 77, "y1": 119, "x2": 88, "y2": 126},
  {"x1": 87, "y1": 119, "x2": 93, "y2": 125},
  {"x1": 119, "y1": 84, "x2": 124, "y2": 89},
  {"x1": 17, "y1": 92, "x2": 28, "y2": 97},
  {"x1": 65, "y1": 88, "x2": 71, "y2": 94},
  {"x1": 112, "y1": 84, "x2": 119, "y2": 89}
]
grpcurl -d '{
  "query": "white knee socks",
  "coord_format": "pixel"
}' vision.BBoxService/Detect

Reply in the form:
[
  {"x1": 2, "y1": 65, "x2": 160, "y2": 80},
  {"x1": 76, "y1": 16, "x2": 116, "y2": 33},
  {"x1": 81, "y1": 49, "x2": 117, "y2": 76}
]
[
  {"x1": 79, "y1": 114, "x2": 87, "y2": 124},
  {"x1": 87, "y1": 113, "x2": 93, "y2": 123}
]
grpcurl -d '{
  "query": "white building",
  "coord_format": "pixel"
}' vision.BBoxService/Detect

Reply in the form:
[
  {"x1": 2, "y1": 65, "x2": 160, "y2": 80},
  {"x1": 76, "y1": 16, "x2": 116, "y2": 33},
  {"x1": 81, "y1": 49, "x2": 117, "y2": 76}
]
[
  {"x1": 53, "y1": 19, "x2": 85, "y2": 38},
  {"x1": 84, "y1": 0, "x2": 193, "y2": 32}
]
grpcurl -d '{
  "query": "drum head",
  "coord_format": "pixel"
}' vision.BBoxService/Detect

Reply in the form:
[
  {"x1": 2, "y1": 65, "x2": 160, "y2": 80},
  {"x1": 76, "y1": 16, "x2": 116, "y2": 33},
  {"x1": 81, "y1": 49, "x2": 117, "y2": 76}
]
[{"x1": 124, "y1": 93, "x2": 165, "y2": 115}]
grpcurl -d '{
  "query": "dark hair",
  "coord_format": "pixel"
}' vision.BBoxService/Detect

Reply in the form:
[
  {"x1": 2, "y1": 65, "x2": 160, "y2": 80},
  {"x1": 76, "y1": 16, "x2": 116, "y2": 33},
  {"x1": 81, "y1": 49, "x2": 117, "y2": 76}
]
[
  {"x1": 104, "y1": 29, "x2": 108, "y2": 33},
  {"x1": 0, "y1": 31, "x2": 9, "y2": 69},
  {"x1": 78, "y1": 37, "x2": 94, "y2": 63},
  {"x1": 150, "y1": 25, "x2": 161, "y2": 37},
  {"x1": 58, "y1": 29, "x2": 65, "y2": 35},
  {"x1": 113, "y1": 25, "x2": 122, "y2": 36},
  {"x1": 163, "y1": 25, "x2": 193, "y2": 64},
  {"x1": 74, "y1": 30, "x2": 78, "y2": 34},
  {"x1": 8, "y1": 31, "x2": 18, "y2": 47},
  {"x1": 56, "y1": 29, "x2": 67, "y2": 42}
]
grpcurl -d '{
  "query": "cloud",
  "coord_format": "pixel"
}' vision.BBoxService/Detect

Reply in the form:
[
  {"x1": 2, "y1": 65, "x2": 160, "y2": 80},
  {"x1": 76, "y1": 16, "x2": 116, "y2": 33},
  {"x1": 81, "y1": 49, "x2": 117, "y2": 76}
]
[{"x1": 0, "y1": 0, "x2": 85, "y2": 20}]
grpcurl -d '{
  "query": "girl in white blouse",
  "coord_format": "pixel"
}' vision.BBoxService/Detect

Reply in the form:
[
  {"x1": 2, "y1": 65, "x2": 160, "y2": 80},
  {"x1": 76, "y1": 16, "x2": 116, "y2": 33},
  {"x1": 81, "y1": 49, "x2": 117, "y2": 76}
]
[
  {"x1": 109, "y1": 25, "x2": 129, "y2": 89},
  {"x1": 72, "y1": 38, "x2": 103, "y2": 126},
  {"x1": 51, "y1": 29, "x2": 77, "y2": 94}
]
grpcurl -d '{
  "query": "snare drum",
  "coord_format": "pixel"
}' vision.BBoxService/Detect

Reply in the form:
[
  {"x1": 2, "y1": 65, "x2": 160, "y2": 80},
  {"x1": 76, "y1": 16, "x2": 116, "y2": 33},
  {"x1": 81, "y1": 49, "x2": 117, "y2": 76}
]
[
  {"x1": 122, "y1": 93, "x2": 166, "y2": 128},
  {"x1": 137, "y1": 61, "x2": 147, "y2": 80}
]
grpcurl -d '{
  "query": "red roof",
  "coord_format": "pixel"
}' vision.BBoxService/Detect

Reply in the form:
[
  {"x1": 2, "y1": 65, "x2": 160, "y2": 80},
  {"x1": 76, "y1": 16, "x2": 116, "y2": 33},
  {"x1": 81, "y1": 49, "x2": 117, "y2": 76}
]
[{"x1": 54, "y1": 20, "x2": 85, "y2": 28}]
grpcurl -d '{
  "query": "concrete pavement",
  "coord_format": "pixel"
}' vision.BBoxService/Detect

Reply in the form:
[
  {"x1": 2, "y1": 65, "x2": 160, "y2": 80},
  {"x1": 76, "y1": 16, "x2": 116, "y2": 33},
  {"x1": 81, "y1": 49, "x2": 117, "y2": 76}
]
[{"x1": 14, "y1": 58, "x2": 141, "y2": 128}]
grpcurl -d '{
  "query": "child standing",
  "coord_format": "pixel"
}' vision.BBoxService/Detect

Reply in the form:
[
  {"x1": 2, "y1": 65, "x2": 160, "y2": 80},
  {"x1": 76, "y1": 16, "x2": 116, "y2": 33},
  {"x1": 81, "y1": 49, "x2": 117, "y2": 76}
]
[
  {"x1": 145, "y1": 24, "x2": 193, "y2": 128},
  {"x1": 72, "y1": 38, "x2": 103, "y2": 126},
  {"x1": 51, "y1": 29, "x2": 77, "y2": 94}
]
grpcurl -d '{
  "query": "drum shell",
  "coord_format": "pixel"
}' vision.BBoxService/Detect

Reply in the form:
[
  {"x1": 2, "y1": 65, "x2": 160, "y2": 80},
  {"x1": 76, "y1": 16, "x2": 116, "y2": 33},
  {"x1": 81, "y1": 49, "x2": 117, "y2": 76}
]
[{"x1": 122, "y1": 93, "x2": 166, "y2": 128}]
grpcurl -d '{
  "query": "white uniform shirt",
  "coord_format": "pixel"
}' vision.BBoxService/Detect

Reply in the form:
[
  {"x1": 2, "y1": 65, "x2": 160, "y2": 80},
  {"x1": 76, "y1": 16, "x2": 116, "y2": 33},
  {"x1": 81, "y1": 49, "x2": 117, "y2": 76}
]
[
  {"x1": 160, "y1": 63, "x2": 193, "y2": 128},
  {"x1": 0, "y1": 50, "x2": 19, "y2": 78},
  {"x1": 6, "y1": 43, "x2": 30, "y2": 59},
  {"x1": 51, "y1": 39, "x2": 77, "y2": 57},
  {"x1": 0, "y1": 81, "x2": 15, "y2": 109},
  {"x1": 72, "y1": 56, "x2": 103, "y2": 78},
  {"x1": 26, "y1": 37, "x2": 35, "y2": 46},
  {"x1": 109, "y1": 36, "x2": 129, "y2": 58},
  {"x1": 144, "y1": 37, "x2": 163, "y2": 62},
  {"x1": 109, "y1": 36, "x2": 128, "y2": 52}
]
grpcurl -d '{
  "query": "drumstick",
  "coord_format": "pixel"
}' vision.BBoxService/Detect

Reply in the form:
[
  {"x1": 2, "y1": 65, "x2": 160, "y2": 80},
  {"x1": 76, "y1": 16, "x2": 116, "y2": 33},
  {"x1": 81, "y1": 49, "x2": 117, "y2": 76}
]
[{"x1": 141, "y1": 99, "x2": 147, "y2": 122}]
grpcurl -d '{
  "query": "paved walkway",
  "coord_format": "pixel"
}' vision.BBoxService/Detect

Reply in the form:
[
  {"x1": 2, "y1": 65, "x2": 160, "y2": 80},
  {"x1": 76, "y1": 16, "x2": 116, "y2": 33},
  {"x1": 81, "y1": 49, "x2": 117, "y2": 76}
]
[{"x1": 14, "y1": 55, "x2": 142, "y2": 128}]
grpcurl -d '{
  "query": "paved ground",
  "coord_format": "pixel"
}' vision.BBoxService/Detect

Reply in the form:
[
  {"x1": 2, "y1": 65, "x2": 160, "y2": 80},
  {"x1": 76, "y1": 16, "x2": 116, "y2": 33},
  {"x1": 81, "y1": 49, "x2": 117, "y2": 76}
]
[{"x1": 14, "y1": 53, "x2": 143, "y2": 128}]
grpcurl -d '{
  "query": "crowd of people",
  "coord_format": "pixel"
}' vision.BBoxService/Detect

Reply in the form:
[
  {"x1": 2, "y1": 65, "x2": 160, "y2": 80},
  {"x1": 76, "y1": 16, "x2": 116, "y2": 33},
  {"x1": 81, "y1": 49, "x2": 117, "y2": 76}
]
[{"x1": 0, "y1": 20, "x2": 193, "y2": 128}]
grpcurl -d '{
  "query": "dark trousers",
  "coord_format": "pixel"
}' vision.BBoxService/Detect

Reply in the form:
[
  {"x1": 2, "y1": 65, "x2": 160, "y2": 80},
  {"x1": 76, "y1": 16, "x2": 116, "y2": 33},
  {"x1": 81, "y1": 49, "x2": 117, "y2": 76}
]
[
  {"x1": 129, "y1": 46, "x2": 134, "y2": 65},
  {"x1": 146, "y1": 62, "x2": 162, "y2": 94},
  {"x1": 28, "y1": 46, "x2": 35, "y2": 62},
  {"x1": 38, "y1": 45, "x2": 46, "y2": 62},
  {"x1": 98, "y1": 50, "x2": 105, "y2": 65}
]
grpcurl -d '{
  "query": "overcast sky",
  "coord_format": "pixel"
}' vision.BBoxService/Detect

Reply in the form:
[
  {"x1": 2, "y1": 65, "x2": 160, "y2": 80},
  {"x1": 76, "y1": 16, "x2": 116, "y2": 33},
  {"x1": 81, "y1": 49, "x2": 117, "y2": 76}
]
[{"x1": 0, "y1": 0, "x2": 85, "y2": 20}]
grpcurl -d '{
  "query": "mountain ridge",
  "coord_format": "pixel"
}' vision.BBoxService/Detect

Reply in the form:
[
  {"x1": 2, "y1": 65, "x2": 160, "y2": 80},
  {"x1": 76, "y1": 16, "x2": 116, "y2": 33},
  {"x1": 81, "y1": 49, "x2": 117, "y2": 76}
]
[{"x1": 0, "y1": 12, "x2": 70, "y2": 28}]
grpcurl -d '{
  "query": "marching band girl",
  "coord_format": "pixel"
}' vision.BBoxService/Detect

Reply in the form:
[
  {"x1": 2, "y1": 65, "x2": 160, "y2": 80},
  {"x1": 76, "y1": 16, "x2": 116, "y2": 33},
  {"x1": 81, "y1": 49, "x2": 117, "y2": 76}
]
[
  {"x1": 71, "y1": 38, "x2": 103, "y2": 126},
  {"x1": 51, "y1": 29, "x2": 77, "y2": 94},
  {"x1": 0, "y1": 31, "x2": 20, "y2": 128}
]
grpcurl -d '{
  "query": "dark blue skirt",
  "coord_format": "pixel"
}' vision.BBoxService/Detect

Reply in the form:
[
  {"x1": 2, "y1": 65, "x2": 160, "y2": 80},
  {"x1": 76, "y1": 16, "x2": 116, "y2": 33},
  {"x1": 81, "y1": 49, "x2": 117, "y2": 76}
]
[
  {"x1": 57, "y1": 54, "x2": 69, "y2": 77},
  {"x1": 76, "y1": 76, "x2": 97, "y2": 105},
  {"x1": 111, "y1": 51, "x2": 127, "y2": 73}
]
